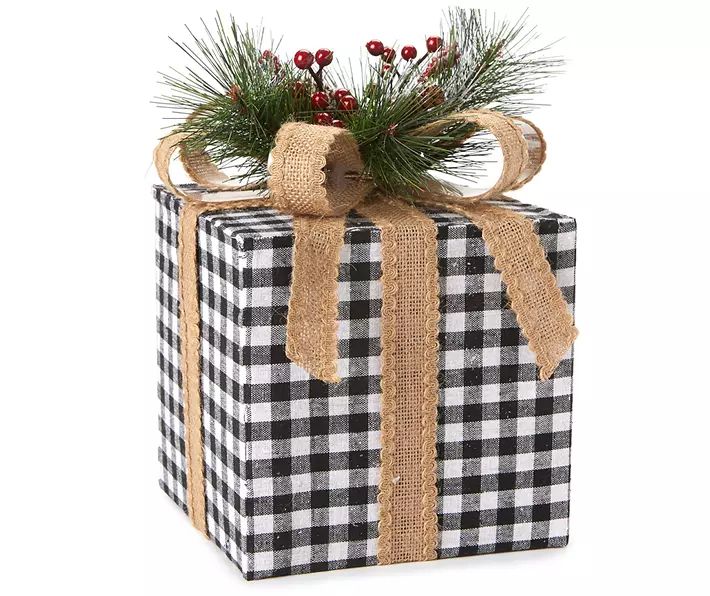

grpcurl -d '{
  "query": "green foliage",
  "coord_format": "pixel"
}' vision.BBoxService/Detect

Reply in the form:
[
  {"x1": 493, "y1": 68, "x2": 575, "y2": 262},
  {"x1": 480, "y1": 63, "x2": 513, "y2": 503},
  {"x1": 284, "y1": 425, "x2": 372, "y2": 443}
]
[{"x1": 155, "y1": 10, "x2": 562, "y2": 194}]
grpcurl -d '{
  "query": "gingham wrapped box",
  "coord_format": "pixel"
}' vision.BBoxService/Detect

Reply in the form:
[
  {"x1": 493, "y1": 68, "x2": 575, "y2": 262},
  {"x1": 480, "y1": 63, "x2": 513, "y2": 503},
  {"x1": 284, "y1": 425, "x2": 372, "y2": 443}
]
[{"x1": 155, "y1": 185, "x2": 576, "y2": 580}]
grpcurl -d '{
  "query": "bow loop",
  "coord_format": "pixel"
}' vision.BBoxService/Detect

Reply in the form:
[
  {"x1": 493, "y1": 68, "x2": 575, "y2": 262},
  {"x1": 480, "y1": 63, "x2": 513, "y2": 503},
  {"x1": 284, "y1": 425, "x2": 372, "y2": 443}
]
[{"x1": 411, "y1": 109, "x2": 546, "y2": 205}]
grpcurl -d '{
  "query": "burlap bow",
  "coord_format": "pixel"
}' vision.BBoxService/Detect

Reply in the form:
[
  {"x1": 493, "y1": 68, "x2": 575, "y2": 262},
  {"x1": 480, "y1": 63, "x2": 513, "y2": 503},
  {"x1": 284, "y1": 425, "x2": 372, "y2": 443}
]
[{"x1": 154, "y1": 109, "x2": 577, "y2": 565}]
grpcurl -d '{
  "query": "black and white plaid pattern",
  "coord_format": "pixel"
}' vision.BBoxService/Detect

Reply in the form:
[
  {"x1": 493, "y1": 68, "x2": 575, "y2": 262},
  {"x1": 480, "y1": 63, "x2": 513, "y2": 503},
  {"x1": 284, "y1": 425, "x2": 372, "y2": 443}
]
[{"x1": 155, "y1": 186, "x2": 576, "y2": 580}]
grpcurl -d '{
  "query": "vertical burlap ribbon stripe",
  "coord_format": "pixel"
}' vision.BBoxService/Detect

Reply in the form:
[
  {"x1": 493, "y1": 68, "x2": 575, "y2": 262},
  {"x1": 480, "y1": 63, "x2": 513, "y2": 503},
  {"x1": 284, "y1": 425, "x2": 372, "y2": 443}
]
[
  {"x1": 176, "y1": 198, "x2": 268, "y2": 535},
  {"x1": 154, "y1": 109, "x2": 577, "y2": 563},
  {"x1": 356, "y1": 198, "x2": 441, "y2": 564}
]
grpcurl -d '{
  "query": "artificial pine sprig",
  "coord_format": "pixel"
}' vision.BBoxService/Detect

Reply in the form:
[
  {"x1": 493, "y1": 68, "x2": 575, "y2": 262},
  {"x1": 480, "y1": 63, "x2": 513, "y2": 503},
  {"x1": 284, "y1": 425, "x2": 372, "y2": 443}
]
[{"x1": 156, "y1": 9, "x2": 562, "y2": 193}]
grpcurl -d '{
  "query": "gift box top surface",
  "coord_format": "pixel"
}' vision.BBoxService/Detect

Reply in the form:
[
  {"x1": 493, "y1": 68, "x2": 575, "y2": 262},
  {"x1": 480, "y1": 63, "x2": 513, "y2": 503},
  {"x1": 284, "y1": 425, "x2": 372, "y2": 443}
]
[{"x1": 155, "y1": 185, "x2": 575, "y2": 243}]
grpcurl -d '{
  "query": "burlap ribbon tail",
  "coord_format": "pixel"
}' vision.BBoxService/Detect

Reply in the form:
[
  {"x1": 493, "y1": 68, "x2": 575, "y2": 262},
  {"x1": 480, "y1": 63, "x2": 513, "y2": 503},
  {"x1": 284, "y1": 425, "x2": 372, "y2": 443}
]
[{"x1": 154, "y1": 109, "x2": 577, "y2": 563}]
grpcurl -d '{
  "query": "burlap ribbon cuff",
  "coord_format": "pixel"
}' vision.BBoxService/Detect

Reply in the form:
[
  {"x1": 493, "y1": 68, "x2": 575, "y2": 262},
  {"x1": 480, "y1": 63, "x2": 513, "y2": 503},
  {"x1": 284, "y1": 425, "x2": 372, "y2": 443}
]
[{"x1": 153, "y1": 110, "x2": 577, "y2": 563}]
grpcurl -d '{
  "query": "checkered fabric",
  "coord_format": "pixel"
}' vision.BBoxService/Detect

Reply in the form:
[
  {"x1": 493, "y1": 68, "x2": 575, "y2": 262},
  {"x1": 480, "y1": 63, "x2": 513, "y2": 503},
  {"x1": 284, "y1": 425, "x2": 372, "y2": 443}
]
[{"x1": 155, "y1": 185, "x2": 576, "y2": 580}]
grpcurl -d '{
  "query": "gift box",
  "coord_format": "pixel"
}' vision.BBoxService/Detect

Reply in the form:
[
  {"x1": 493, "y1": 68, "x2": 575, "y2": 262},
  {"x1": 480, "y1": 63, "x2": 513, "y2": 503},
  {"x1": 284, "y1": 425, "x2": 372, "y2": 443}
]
[{"x1": 155, "y1": 184, "x2": 576, "y2": 580}]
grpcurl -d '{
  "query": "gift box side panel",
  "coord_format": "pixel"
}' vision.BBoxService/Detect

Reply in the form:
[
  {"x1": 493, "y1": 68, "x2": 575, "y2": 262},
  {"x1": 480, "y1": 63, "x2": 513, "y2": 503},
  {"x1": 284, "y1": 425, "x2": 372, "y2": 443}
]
[
  {"x1": 155, "y1": 188, "x2": 251, "y2": 576},
  {"x1": 156, "y1": 190, "x2": 189, "y2": 514}
]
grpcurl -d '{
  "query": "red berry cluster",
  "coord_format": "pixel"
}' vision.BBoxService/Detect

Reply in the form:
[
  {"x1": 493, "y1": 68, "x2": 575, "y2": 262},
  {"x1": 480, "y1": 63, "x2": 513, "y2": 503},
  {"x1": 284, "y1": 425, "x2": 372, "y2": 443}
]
[
  {"x1": 365, "y1": 35, "x2": 443, "y2": 68},
  {"x1": 362, "y1": 35, "x2": 449, "y2": 132},
  {"x1": 312, "y1": 88, "x2": 358, "y2": 127},
  {"x1": 293, "y1": 48, "x2": 334, "y2": 70},
  {"x1": 293, "y1": 47, "x2": 358, "y2": 127},
  {"x1": 365, "y1": 39, "x2": 395, "y2": 73}
]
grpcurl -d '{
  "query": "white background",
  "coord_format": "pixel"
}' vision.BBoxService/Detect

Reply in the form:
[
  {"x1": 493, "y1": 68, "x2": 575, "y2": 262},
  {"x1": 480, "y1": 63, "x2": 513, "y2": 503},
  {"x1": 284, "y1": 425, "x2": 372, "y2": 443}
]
[{"x1": 1, "y1": 1, "x2": 708, "y2": 594}]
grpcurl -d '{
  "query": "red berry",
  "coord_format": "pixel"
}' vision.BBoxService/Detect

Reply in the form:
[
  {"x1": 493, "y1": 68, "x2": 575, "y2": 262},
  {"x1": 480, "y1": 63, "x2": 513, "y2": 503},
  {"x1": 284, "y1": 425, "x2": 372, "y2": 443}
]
[
  {"x1": 381, "y1": 63, "x2": 392, "y2": 73},
  {"x1": 314, "y1": 112, "x2": 333, "y2": 125},
  {"x1": 338, "y1": 95, "x2": 358, "y2": 111},
  {"x1": 426, "y1": 36, "x2": 443, "y2": 53},
  {"x1": 311, "y1": 91, "x2": 330, "y2": 110},
  {"x1": 293, "y1": 50, "x2": 314, "y2": 69},
  {"x1": 292, "y1": 81, "x2": 307, "y2": 97},
  {"x1": 381, "y1": 47, "x2": 396, "y2": 63},
  {"x1": 261, "y1": 50, "x2": 273, "y2": 60},
  {"x1": 332, "y1": 119, "x2": 345, "y2": 128},
  {"x1": 332, "y1": 88, "x2": 351, "y2": 102},
  {"x1": 315, "y1": 48, "x2": 333, "y2": 67},
  {"x1": 401, "y1": 45, "x2": 417, "y2": 61},
  {"x1": 366, "y1": 39, "x2": 385, "y2": 56}
]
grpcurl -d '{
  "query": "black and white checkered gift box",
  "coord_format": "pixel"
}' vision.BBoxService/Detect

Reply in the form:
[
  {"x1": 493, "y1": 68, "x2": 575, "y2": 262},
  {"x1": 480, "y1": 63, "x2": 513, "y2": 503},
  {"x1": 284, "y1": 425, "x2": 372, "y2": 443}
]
[{"x1": 155, "y1": 185, "x2": 576, "y2": 580}]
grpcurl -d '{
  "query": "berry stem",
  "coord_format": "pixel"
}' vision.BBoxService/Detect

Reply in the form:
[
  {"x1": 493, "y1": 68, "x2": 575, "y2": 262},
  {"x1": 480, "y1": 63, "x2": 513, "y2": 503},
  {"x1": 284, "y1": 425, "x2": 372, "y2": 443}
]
[
  {"x1": 308, "y1": 66, "x2": 324, "y2": 92},
  {"x1": 413, "y1": 53, "x2": 429, "y2": 69}
]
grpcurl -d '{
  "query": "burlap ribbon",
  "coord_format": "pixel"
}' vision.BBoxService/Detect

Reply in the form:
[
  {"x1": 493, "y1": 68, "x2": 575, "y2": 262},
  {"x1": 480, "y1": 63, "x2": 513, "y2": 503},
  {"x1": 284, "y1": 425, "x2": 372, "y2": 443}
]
[{"x1": 154, "y1": 109, "x2": 577, "y2": 563}]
